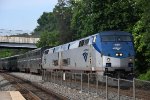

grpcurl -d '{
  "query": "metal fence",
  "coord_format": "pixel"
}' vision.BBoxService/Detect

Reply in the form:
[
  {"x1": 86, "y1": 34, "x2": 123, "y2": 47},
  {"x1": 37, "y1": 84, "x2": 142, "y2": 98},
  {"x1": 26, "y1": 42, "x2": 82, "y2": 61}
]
[
  {"x1": 42, "y1": 71, "x2": 150, "y2": 100},
  {"x1": 135, "y1": 79, "x2": 150, "y2": 100}
]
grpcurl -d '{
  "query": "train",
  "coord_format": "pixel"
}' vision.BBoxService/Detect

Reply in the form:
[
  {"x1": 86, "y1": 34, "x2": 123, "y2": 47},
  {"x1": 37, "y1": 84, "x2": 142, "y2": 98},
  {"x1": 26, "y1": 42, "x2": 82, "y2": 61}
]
[
  {"x1": 0, "y1": 47, "x2": 49, "y2": 73},
  {"x1": 0, "y1": 31, "x2": 135, "y2": 79}
]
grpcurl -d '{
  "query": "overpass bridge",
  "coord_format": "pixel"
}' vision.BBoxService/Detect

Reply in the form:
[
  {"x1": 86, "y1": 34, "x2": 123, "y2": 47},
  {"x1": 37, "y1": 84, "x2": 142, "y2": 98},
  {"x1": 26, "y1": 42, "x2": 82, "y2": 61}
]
[{"x1": 0, "y1": 36, "x2": 39, "y2": 49}]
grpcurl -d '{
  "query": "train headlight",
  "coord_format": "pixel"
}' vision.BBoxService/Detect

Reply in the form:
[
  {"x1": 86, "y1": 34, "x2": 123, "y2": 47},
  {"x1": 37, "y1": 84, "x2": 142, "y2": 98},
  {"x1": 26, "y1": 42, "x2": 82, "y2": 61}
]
[
  {"x1": 107, "y1": 58, "x2": 110, "y2": 62},
  {"x1": 116, "y1": 53, "x2": 119, "y2": 56},
  {"x1": 120, "y1": 53, "x2": 123, "y2": 56},
  {"x1": 116, "y1": 53, "x2": 123, "y2": 56}
]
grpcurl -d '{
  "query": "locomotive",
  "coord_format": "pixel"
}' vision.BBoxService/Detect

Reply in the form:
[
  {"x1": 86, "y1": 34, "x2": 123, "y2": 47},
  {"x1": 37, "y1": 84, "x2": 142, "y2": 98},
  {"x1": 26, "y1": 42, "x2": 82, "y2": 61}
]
[
  {"x1": 0, "y1": 31, "x2": 135, "y2": 79},
  {"x1": 42, "y1": 31, "x2": 135, "y2": 79}
]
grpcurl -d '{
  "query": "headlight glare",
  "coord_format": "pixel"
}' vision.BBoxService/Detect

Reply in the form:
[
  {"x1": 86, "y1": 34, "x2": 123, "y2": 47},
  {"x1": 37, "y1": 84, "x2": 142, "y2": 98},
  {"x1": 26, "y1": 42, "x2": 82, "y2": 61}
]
[
  {"x1": 120, "y1": 53, "x2": 123, "y2": 56},
  {"x1": 116, "y1": 53, "x2": 119, "y2": 56}
]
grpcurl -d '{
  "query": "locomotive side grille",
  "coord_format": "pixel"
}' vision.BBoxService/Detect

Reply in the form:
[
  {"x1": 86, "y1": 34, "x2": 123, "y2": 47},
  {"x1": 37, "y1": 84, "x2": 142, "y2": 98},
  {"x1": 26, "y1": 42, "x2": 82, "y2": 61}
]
[{"x1": 106, "y1": 63, "x2": 111, "y2": 67}]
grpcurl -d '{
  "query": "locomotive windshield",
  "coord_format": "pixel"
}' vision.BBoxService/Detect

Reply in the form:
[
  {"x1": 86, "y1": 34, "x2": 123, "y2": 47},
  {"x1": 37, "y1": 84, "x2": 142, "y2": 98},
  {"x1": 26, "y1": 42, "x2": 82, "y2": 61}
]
[
  {"x1": 101, "y1": 35, "x2": 132, "y2": 42},
  {"x1": 101, "y1": 36, "x2": 115, "y2": 41}
]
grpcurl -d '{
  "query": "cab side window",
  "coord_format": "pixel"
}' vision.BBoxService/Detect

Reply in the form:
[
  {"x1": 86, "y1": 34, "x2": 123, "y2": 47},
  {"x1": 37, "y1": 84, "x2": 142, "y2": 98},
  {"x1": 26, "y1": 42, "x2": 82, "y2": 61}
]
[
  {"x1": 84, "y1": 39, "x2": 89, "y2": 45},
  {"x1": 44, "y1": 50, "x2": 49, "y2": 54},
  {"x1": 79, "y1": 39, "x2": 89, "y2": 47},
  {"x1": 79, "y1": 40, "x2": 84, "y2": 47}
]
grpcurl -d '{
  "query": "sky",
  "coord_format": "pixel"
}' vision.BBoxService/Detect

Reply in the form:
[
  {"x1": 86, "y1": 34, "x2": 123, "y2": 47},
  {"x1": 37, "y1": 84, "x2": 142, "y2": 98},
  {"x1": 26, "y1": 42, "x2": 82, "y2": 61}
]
[{"x1": 0, "y1": 0, "x2": 58, "y2": 35}]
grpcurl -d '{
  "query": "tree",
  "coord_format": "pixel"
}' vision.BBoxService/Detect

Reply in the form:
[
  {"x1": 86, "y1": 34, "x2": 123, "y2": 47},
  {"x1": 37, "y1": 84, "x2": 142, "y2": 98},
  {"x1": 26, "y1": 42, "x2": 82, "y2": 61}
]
[
  {"x1": 71, "y1": 0, "x2": 140, "y2": 38},
  {"x1": 53, "y1": 0, "x2": 75, "y2": 44},
  {"x1": 132, "y1": 0, "x2": 150, "y2": 74},
  {"x1": 34, "y1": 12, "x2": 59, "y2": 47},
  {"x1": 36, "y1": 31, "x2": 59, "y2": 47},
  {"x1": 34, "y1": 0, "x2": 75, "y2": 46},
  {"x1": 33, "y1": 12, "x2": 57, "y2": 37}
]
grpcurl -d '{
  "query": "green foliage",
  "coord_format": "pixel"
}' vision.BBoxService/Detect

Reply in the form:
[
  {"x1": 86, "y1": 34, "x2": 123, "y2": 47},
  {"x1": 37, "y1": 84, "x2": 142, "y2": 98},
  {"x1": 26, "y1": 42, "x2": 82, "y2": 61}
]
[
  {"x1": 53, "y1": 1, "x2": 75, "y2": 43},
  {"x1": 0, "y1": 49, "x2": 29, "y2": 58},
  {"x1": 33, "y1": 12, "x2": 57, "y2": 37},
  {"x1": 71, "y1": 0, "x2": 140, "y2": 38},
  {"x1": 34, "y1": 0, "x2": 75, "y2": 46},
  {"x1": 36, "y1": 31, "x2": 59, "y2": 47},
  {"x1": 132, "y1": 0, "x2": 150, "y2": 74},
  {"x1": 0, "y1": 49, "x2": 12, "y2": 58},
  {"x1": 138, "y1": 70, "x2": 150, "y2": 81}
]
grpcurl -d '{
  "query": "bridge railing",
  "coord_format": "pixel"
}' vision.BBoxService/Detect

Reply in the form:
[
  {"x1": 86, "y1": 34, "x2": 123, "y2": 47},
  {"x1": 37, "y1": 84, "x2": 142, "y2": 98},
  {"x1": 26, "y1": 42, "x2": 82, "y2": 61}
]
[
  {"x1": 0, "y1": 36, "x2": 39, "y2": 43},
  {"x1": 42, "y1": 71, "x2": 150, "y2": 100}
]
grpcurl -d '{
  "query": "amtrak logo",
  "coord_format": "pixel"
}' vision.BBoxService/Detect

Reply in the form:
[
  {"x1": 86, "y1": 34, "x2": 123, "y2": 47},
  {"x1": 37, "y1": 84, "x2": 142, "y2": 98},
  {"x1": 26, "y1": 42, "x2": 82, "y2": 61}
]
[
  {"x1": 113, "y1": 43, "x2": 121, "y2": 50},
  {"x1": 113, "y1": 47, "x2": 121, "y2": 50},
  {"x1": 83, "y1": 49, "x2": 88, "y2": 62}
]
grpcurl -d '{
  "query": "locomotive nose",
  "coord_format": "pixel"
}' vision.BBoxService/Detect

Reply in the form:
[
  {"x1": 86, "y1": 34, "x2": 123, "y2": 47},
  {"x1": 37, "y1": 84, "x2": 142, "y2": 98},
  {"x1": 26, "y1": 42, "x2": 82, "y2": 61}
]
[{"x1": 103, "y1": 56, "x2": 134, "y2": 71}]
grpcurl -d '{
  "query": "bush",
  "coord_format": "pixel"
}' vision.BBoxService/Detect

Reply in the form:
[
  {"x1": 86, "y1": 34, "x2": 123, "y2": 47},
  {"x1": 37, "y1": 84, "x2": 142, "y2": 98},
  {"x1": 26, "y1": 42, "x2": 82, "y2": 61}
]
[{"x1": 138, "y1": 70, "x2": 150, "y2": 81}]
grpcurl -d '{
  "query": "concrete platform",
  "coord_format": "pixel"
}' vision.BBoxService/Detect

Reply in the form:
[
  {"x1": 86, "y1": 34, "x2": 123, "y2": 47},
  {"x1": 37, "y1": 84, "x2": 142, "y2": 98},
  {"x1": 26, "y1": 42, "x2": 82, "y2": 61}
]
[{"x1": 0, "y1": 91, "x2": 25, "y2": 100}]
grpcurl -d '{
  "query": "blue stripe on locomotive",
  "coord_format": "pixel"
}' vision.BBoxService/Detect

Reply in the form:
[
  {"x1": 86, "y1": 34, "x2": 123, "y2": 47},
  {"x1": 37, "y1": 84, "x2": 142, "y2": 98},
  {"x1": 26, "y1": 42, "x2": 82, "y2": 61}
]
[{"x1": 92, "y1": 31, "x2": 135, "y2": 58}]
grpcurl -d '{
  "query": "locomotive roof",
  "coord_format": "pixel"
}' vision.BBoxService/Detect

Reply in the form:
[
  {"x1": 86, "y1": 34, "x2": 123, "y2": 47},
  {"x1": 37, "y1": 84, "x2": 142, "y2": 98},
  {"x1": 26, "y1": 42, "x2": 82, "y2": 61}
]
[
  {"x1": 44, "y1": 31, "x2": 133, "y2": 54},
  {"x1": 45, "y1": 34, "x2": 97, "y2": 53},
  {"x1": 99, "y1": 31, "x2": 132, "y2": 36}
]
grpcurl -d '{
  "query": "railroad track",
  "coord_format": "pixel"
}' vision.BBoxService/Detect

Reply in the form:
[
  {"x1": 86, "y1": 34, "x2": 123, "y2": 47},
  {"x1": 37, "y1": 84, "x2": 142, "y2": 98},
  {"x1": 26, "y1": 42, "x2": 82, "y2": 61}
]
[
  {"x1": 2, "y1": 71, "x2": 149, "y2": 100},
  {"x1": 0, "y1": 72, "x2": 67, "y2": 100}
]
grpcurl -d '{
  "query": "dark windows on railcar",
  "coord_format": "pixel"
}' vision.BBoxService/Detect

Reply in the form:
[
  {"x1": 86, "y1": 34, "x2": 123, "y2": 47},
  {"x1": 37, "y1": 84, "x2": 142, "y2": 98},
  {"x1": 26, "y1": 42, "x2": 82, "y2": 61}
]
[
  {"x1": 53, "y1": 60, "x2": 58, "y2": 66},
  {"x1": 62, "y1": 58, "x2": 70, "y2": 66},
  {"x1": 84, "y1": 39, "x2": 89, "y2": 45},
  {"x1": 79, "y1": 39, "x2": 89, "y2": 47},
  {"x1": 44, "y1": 50, "x2": 49, "y2": 54},
  {"x1": 79, "y1": 40, "x2": 84, "y2": 47}
]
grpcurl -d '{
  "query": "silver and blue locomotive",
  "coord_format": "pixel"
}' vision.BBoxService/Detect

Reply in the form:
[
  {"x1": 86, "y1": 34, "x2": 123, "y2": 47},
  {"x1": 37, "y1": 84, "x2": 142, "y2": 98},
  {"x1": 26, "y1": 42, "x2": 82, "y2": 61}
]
[
  {"x1": 42, "y1": 31, "x2": 135, "y2": 79},
  {"x1": 95, "y1": 31, "x2": 134, "y2": 78}
]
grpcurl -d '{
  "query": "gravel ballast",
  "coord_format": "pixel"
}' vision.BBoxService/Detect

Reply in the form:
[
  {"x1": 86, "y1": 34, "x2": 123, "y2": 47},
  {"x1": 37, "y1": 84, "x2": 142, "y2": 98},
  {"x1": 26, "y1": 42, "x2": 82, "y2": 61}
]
[
  {"x1": 11, "y1": 72, "x2": 103, "y2": 100},
  {"x1": 11, "y1": 72, "x2": 142, "y2": 100},
  {"x1": 0, "y1": 75, "x2": 17, "y2": 91}
]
